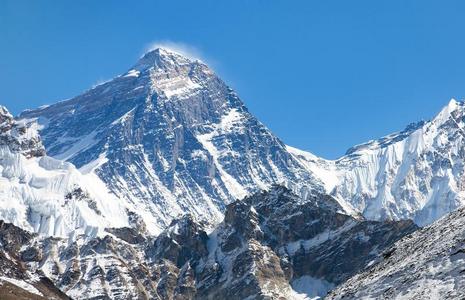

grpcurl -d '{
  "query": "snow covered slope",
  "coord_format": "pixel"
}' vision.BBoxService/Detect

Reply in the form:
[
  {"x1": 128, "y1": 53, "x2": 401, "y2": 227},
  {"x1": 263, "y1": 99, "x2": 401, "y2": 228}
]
[
  {"x1": 21, "y1": 48, "x2": 324, "y2": 233},
  {"x1": 0, "y1": 106, "x2": 129, "y2": 238},
  {"x1": 291, "y1": 99, "x2": 465, "y2": 226},
  {"x1": 327, "y1": 204, "x2": 465, "y2": 299}
]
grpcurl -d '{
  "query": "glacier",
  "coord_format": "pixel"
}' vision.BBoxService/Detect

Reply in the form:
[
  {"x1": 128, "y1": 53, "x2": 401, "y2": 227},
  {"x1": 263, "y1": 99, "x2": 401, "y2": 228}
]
[{"x1": 0, "y1": 106, "x2": 129, "y2": 238}]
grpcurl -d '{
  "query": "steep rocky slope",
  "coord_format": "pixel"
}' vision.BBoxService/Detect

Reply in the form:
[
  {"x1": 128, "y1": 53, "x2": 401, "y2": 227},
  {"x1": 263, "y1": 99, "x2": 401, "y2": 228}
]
[
  {"x1": 327, "y1": 204, "x2": 465, "y2": 299},
  {"x1": 13, "y1": 186, "x2": 413, "y2": 299},
  {"x1": 187, "y1": 186, "x2": 416, "y2": 299},
  {"x1": 6, "y1": 47, "x2": 465, "y2": 299},
  {"x1": 0, "y1": 221, "x2": 70, "y2": 300},
  {"x1": 21, "y1": 48, "x2": 326, "y2": 234}
]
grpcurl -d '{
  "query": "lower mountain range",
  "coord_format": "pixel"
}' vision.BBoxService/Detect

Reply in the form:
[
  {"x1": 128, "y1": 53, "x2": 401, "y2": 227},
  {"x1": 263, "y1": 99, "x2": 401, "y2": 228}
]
[{"x1": 1, "y1": 48, "x2": 464, "y2": 299}]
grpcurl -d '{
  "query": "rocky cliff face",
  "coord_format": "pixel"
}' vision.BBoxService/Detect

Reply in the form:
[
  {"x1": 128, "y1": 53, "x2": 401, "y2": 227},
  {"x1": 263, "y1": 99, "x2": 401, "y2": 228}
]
[
  {"x1": 0, "y1": 105, "x2": 45, "y2": 158},
  {"x1": 327, "y1": 204, "x2": 465, "y2": 299},
  {"x1": 0, "y1": 221, "x2": 70, "y2": 300},
  {"x1": 0, "y1": 186, "x2": 415, "y2": 299},
  {"x1": 190, "y1": 186, "x2": 416, "y2": 299},
  {"x1": 6, "y1": 47, "x2": 465, "y2": 299}
]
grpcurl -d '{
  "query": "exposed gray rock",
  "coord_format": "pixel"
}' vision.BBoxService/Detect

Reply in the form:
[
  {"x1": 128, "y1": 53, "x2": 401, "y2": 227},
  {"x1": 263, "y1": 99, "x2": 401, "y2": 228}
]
[
  {"x1": 0, "y1": 106, "x2": 45, "y2": 158},
  {"x1": 1, "y1": 186, "x2": 416, "y2": 299},
  {"x1": 326, "y1": 205, "x2": 465, "y2": 299},
  {"x1": 0, "y1": 221, "x2": 70, "y2": 300}
]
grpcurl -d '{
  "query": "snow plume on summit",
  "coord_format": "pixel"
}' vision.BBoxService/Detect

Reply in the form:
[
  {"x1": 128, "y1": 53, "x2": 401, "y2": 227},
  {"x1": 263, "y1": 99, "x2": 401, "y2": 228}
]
[
  {"x1": 143, "y1": 41, "x2": 206, "y2": 62},
  {"x1": 4, "y1": 46, "x2": 465, "y2": 299}
]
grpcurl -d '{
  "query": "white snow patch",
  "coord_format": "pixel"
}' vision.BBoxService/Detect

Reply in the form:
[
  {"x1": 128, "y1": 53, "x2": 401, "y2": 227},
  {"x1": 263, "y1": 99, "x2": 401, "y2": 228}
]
[
  {"x1": 196, "y1": 109, "x2": 247, "y2": 199},
  {"x1": 0, "y1": 276, "x2": 43, "y2": 296},
  {"x1": 52, "y1": 131, "x2": 100, "y2": 161},
  {"x1": 290, "y1": 276, "x2": 335, "y2": 300},
  {"x1": 124, "y1": 69, "x2": 140, "y2": 78}
]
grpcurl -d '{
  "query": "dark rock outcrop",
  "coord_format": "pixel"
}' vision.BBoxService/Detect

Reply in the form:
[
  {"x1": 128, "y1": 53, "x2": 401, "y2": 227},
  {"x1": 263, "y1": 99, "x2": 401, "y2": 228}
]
[{"x1": 1, "y1": 186, "x2": 417, "y2": 299}]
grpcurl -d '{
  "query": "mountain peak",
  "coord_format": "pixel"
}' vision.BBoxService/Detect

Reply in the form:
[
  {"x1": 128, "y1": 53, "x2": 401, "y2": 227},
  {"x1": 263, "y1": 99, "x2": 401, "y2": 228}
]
[
  {"x1": 135, "y1": 47, "x2": 199, "y2": 72},
  {"x1": 0, "y1": 105, "x2": 13, "y2": 119},
  {"x1": 0, "y1": 105, "x2": 45, "y2": 158},
  {"x1": 433, "y1": 98, "x2": 464, "y2": 126},
  {"x1": 19, "y1": 45, "x2": 323, "y2": 235},
  {"x1": 143, "y1": 47, "x2": 183, "y2": 59},
  {"x1": 0, "y1": 106, "x2": 14, "y2": 129}
]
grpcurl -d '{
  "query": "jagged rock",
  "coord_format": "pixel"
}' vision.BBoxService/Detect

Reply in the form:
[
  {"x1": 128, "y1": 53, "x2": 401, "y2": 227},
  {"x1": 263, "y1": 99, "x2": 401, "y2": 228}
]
[
  {"x1": 327, "y1": 205, "x2": 465, "y2": 299},
  {"x1": 0, "y1": 186, "x2": 415, "y2": 299},
  {"x1": 0, "y1": 106, "x2": 45, "y2": 158},
  {"x1": 0, "y1": 220, "x2": 34, "y2": 254},
  {"x1": 137, "y1": 186, "x2": 416, "y2": 300},
  {"x1": 146, "y1": 215, "x2": 209, "y2": 268},
  {"x1": 0, "y1": 222, "x2": 70, "y2": 299},
  {"x1": 3, "y1": 46, "x2": 464, "y2": 300},
  {"x1": 106, "y1": 227, "x2": 146, "y2": 244}
]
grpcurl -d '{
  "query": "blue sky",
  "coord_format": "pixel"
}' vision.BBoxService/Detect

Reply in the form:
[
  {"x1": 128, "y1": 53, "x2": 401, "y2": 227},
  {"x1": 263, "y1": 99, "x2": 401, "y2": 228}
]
[{"x1": 2, "y1": 1, "x2": 465, "y2": 159}]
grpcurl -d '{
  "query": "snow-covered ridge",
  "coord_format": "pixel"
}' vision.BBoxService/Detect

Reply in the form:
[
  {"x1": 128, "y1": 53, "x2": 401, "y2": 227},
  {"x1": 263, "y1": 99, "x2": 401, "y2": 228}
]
[
  {"x1": 291, "y1": 98, "x2": 465, "y2": 226},
  {"x1": 0, "y1": 107, "x2": 130, "y2": 238},
  {"x1": 4, "y1": 47, "x2": 465, "y2": 298},
  {"x1": 0, "y1": 186, "x2": 415, "y2": 300},
  {"x1": 0, "y1": 106, "x2": 45, "y2": 158}
]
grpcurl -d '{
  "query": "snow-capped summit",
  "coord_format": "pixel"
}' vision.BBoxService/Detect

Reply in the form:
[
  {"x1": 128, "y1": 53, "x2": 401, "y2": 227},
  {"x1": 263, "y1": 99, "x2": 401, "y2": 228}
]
[
  {"x1": 5, "y1": 48, "x2": 465, "y2": 299},
  {"x1": 434, "y1": 98, "x2": 462, "y2": 126},
  {"x1": 134, "y1": 47, "x2": 202, "y2": 71},
  {"x1": 0, "y1": 105, "x2": 12, "y2": 118},
  {"x1": 131, "y1": 47, "x2": 212, "y2": 102},
  {"x1": 21, "y1": 48, "x2": 324, "y2": 234}
]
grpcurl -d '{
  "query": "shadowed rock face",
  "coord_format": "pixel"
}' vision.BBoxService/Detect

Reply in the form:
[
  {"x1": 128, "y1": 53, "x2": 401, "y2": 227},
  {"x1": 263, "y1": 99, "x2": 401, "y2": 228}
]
[
  {"x1": 0, "y1": 105, "x2": 419, "y2": 299},
  {"x1": 160, "y1": 186, "x2": 415, "y2": 299},
  {"x1": 0, "y1": 186, "x2": 416, "y2": 299},
  {"x1": 0, "y1": 221, "x2": 70, "y2": 300}
]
